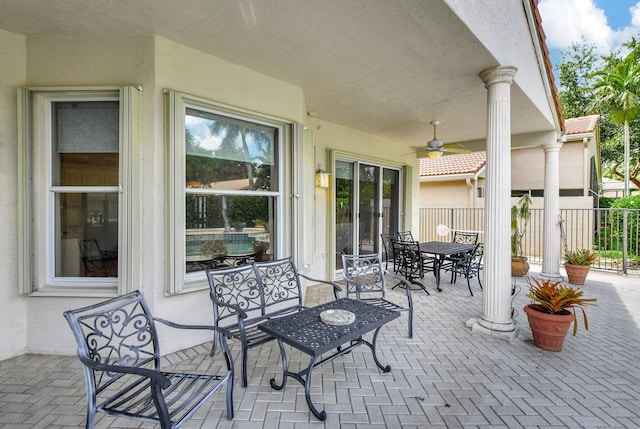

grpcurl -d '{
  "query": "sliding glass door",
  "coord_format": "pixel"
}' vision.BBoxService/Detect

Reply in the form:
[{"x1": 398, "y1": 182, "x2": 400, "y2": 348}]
[{"x1": 335, "y1": 159, "x2": 401, "y2": 270}]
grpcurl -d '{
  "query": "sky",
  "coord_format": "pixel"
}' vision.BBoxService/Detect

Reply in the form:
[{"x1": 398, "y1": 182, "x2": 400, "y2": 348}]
[{"x1": 539, "y1": 0, "x2": 640, "y2": 66}]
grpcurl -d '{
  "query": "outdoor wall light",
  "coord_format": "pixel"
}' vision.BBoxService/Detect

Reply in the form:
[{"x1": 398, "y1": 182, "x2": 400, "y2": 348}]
[{"x1": 315, "y1": 170, "x2": 330, "y2": 188}]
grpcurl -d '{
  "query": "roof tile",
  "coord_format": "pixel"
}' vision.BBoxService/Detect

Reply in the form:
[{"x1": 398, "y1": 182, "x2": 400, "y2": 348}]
[
  {"x1": 419, "y1": 151, "x2": 486, "y2": 177},
  {"x1": 565, "y1": 115, "x2": 600, "y2": 135}
]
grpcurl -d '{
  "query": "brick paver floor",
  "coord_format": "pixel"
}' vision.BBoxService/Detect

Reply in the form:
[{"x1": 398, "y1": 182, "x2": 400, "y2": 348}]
[{"x1": 1, "y1": 266, "x2": 639, "y2": 428}]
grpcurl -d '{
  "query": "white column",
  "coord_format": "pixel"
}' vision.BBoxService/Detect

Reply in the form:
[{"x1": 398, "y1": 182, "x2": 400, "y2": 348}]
[
  {"x1": 539, "y1": 140, "x2": 564, "y2": 281},
  {"x1": 471, "y1": 65, "x2": 518, "y2": 341}
]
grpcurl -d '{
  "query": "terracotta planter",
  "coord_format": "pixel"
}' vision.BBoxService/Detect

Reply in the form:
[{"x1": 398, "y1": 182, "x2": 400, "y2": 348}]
[
  {"x1": 524, "y1": 304, "x2": 574, "y2": 351},
  {"x1": 511, "y1": 257, "x2": 530, "y2": 277},
  {"x1": 564, "y1": 263, "x2": 590, "y2": 285}
]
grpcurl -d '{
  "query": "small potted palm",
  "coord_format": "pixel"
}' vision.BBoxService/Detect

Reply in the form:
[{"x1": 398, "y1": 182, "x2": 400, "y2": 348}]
[
  {"x1": 252, "y1": 240, "x2": 270, "y2": 262},
  {"x1": 524, "y1": 277, "x2": 597, "y2": 351},
  {"x1": 563, "y1": 248, "x2": 597, "y2": 285},
  {"x1": 511, "y1": 194, "x2": 532, "y2": 276}
]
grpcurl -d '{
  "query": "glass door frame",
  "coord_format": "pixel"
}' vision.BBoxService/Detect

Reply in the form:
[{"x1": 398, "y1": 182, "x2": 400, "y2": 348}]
[{"x1": 328, "y1": 150, "x2": 406, "y2": 276}]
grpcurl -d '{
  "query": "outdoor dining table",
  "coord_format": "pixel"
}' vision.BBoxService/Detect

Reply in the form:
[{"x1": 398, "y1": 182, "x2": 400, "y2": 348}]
[
  {"x1": 419, "y1": 241, "x2": 476, "y2": 292},
  {"x1": 258, "y1": 298, "x2": 399, "y2": 421}
]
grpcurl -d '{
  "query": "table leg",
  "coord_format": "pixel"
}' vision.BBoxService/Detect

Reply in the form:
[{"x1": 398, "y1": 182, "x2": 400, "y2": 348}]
[
  {"x1": 301, "y1": 356, "x2": 326, "y2": 421},
  {"x1": 267, "y1": 329, "x2": 394, "y2": 421},
  {"x1": 369, "y1": 327, "x2": 392, "y2": 372},
  {"x1": 269, "y1": 339, "x2": 289, "y2": 390},
  {"x1": 269, "y1": 340, "x2": 327, "y2": 420},
  {"x1": 435, "y1": 256, "x2": 443, "y2": 292}
]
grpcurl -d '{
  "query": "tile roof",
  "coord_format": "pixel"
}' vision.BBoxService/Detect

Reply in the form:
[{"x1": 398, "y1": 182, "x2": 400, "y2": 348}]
[
  {"x1": 564, "y1": 115, "x2": 600, "y2": 135},
  {"x1": 419, "y1": 151, "x2": 486, "y2": 177}
]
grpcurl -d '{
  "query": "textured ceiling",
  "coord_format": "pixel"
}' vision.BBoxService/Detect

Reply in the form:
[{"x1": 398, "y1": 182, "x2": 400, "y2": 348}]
[{"x1": 0, "y1": 0, "x2": 555, "y2": 149}]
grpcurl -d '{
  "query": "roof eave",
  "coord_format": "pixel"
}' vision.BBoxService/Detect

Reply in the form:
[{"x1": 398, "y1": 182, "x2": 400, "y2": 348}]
[{"x1": 420, "y1": 165, "x2": 486, "y2": 182}]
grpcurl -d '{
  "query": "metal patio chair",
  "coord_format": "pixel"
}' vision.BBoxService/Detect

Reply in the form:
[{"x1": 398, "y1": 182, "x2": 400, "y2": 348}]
[
  {"x1": 442, "y1": 243, "x2": 484, "y2": 296},
  {"x1": 64, "y1": 290, "x2": 234, "y2": 429},
  {"x1": 395, "y1": 231, "x2": 414, "y2": 242},
  {"x1": 380, "y1": 233, "x2": 399, "y2": 272},
  {"x1": 340, "y1": 253, "x2": 414, "y2": 338},
  {"x1": 392, "y1": 239, "x2": 434, "y2": 294}
]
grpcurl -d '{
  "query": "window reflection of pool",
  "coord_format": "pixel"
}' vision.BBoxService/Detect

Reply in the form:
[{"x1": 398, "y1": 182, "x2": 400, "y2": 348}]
[{"x1": 186, "y1": 232, "x2": 259, "y2": 256}]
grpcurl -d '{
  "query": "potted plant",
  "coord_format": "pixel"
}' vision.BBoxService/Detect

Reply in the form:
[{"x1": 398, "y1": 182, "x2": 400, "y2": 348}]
[
  {"x1": 511, "y1": 194, "x2": 532, "y2": 276},
  {"x1": 563, "y1": 248, "x2": 597, "y2": 285},
  {"x1": 523, "y1": 277, "x2": 597, "y2": 351},
  {"x1": 200, "y1": 240, "x2": 227, "y2": 258},
  {"x1": 252, "y1": 240, "x2": 270, "y2": 261}
]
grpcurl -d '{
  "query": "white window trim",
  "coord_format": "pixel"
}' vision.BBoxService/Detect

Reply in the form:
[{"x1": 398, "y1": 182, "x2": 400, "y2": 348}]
[
  {"x1": 164, "y1": 90, "x2": 296, "y2": 295},
  {"x1": 18, "y1": 86, "x2": 141, "y2": 297}
]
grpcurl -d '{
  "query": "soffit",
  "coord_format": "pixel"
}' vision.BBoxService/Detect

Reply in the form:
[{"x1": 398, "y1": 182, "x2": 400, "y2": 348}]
[{"x1": 0, "y1": 0, "x2": 555, "y2": 147}]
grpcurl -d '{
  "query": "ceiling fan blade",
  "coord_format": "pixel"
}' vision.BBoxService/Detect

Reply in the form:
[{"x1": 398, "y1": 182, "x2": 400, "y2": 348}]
[
  {"x1": 441, "y1": 143, "x2": 465, "y2": 149},
  {"x1": 443, "y1": 147, "x2": 471, "y2": 154},
  {"x1": 415, "y1": 149, "x2": 441, "y2": 158}
]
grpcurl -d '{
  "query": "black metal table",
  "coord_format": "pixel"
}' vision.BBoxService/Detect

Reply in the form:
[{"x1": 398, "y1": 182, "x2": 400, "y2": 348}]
[
  {"x1": 258, "y1": 298, "x2": 399, "y2": 420},
  {"x1": 419, "y1": 241, "x2": 476, "y2": 292}
]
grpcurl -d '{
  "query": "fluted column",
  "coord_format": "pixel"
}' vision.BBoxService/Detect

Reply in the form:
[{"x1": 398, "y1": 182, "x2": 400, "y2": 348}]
[
  {"x1": 539, "y1": 140, "x2": 564, "y2": 280},
  {"x1": 472, "y1": 65, "x2": 518, "y2": 341}
]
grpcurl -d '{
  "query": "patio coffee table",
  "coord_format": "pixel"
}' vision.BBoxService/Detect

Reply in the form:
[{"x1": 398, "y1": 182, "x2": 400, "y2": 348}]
[{"x1": 258, "y1": 298, "x2": 399, "y2": 420}]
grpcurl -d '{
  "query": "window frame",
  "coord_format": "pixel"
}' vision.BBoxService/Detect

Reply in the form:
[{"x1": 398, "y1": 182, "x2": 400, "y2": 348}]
[
  {"x1": 18, "y1": 86, "x2": 141, "y2": 297},
  {"x1": 165, "y1": 90, "x2": 293, "y2": 294}
]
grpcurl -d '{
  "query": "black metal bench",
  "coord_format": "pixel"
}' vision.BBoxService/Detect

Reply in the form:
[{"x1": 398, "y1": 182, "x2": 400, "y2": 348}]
[
  {"x1": 64, "y1": 290, "x2": 234, "y2": 429},
  {"x1": 206, "y1": 256, "x2": 340, "y2": 387}
]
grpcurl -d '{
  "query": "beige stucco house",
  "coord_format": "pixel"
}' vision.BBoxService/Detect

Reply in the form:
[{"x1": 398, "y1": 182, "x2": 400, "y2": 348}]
[
  {"x1": 419, "y1": 114, "x2": 601, "y2": 211},
  {"x1": 419, "y1": 151, "x2": 487, "y2": 209},
  {"x1": 0, "y1": 0, "x2": 565, "y2": 360}
]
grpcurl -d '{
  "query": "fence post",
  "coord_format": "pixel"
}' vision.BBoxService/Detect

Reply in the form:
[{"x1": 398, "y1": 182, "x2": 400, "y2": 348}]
[{"x1": 623, "y1": 209, "x2": 628, "y2": 275}]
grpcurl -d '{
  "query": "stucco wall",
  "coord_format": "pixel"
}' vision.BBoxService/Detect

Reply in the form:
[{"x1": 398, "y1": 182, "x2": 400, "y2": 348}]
[
  {"x1": 420, "y1": 180, "x2": 478, "y2": 208},
  {"x1": 559, "y1": 141, "x2": 588, "y2": 190},
  {"x1": 0, "y1": 30, "x2": 28, "y2": 361},
  {"x1": 511, "y1": 146, "x2": 546, "y2": 190},
  {"x1": 22, "y1": 36, "x2": 157, "y2": 356},
  {"x1": 1, "y1": 34, "x2": 415, "y2": 358},
  {"x1": 308, "y1": 120, "x2": 417, "y2": 278},
  {"x1": 511, "y1": 141, "x2": 587, "y2": 192}
]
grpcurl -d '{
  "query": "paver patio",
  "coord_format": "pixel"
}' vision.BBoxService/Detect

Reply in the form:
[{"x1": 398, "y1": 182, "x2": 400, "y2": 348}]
[{"x1": 1, "y1": 266, "x2": 639, "y2": 428}]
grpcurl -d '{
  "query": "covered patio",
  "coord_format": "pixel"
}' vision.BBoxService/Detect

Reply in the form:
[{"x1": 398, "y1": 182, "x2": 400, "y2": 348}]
[{"x1": 2, "y1": 268, "x2": 639, "y2": 428}]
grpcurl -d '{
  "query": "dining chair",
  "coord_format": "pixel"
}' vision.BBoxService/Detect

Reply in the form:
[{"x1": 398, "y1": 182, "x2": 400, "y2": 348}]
[
  {"x1": 392, "y1": 239, "x2": 434, "y2": 294},
  {"x1": 78, "y1": 239, "x2": 117, "y2": 277},
  {"x1": 340, "y1": 253, "x2": 414, "y2": 337},
  {"x1": 395, "y1": 231, "x2": 414, "y2": 242},
  {"x1": 442, "y1": 243, "x2": 484, "y2": 295},
  {"x1": 452, "y1": 231, "x2": 479, "y2": 245},
  {"x1": 442, "y1": 231, "x2": 479, "y2": 267},
  {"x1": 380, "y1": 233, "x2": 399, "y2": 272}
]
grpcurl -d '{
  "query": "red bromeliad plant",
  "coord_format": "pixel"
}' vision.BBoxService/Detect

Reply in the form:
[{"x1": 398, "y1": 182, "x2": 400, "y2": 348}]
[{"x1": 526, "y1": 278, "x2": 597, "y2": 335}]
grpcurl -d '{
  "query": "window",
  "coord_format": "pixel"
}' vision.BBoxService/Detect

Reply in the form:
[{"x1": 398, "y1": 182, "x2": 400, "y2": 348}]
[
  {"x1": 166, "y1": 91, "x2": 293, "y2": 294},
  {"x1": 18, "y1": 87, "x2": 141, "y2": 295}
]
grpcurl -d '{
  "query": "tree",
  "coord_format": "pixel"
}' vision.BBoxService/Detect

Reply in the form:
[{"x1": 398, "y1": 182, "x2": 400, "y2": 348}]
[
  {"x1": 558, "y1": 41, "x2": 598, "y2": 119},
  {"x1": 557, "y1": 39, "x2": 640, "y2": 192},
  {"x1": 589, "y1": 46, "x2": 640, "y2": 196}
]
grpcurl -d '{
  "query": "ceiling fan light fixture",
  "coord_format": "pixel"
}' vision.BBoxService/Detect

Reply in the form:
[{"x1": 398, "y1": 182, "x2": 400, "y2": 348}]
[{"x1": 426, "y1": 150, "x2": 442, "y2": 159}]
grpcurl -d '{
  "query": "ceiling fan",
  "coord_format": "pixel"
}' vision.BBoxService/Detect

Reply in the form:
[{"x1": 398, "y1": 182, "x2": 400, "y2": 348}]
[{"x1": 414, "y1": 120, "x2": 470, "y2": 158}]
